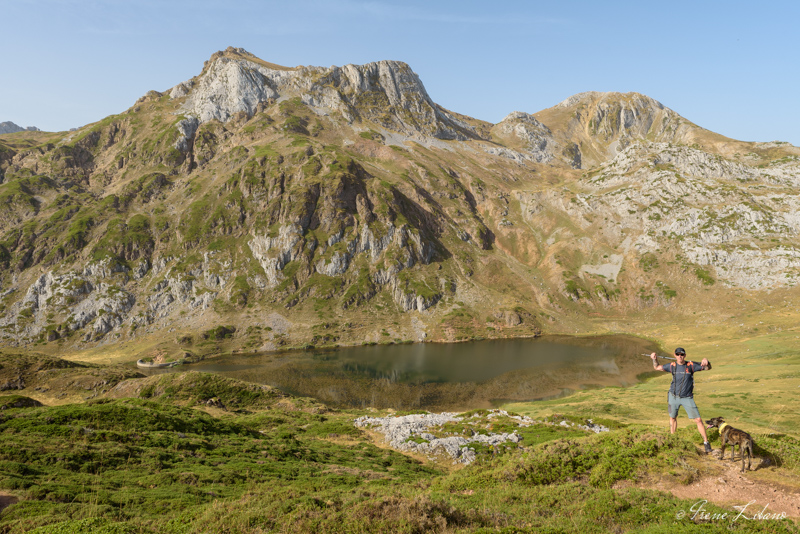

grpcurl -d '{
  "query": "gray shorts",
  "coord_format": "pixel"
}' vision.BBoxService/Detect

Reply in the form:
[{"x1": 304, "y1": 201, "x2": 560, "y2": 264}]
[{"x1": 668, "y1": 392, "x2": 701, "y2": 419}]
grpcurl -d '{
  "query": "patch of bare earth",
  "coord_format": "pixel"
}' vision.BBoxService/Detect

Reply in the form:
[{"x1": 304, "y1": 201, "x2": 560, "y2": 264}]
[
  {"x1": 0, "y1": 492, "x2": 18, "y2": 513},
  {"x1": 618, "y1": 448, "x2": 800, "y2": 521}
]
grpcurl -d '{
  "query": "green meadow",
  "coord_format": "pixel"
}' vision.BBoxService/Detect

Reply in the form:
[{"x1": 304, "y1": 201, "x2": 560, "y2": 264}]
[{"x1": 1, "y1": 314, "x2": 799, "y2": 533}]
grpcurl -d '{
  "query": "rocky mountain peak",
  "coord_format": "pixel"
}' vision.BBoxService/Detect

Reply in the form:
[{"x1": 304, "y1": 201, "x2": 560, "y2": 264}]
[
  {"x1": 201, "y1": 46, "x2": 298, "y2": 75},
  {"x1": 499, "y1": 111, "x2": 548, "y2": 126},
  {"x1": 212, "y1": 46, "x2": 258, "y2": 61},
  {"x1": 535, "y1": 91, "x2": 698, "y2": 167},
  {"x1": 556, "y1": 91, "x2": 663, "y2": 110},
  {"x1": 549, "y1": 91, "x2": 676, "y2": 137},
  {"x1": 0, "y1": 121, "x2": 40, "y2": 135},
  {"x1": 169, "y1": 48, "x2": 473, "y2": 141}
]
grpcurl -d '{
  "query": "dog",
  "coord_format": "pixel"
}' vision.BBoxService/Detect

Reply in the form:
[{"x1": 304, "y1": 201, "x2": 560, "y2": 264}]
[{"x1": 705, "y1": 416, "x2": 754, "y2": 473}]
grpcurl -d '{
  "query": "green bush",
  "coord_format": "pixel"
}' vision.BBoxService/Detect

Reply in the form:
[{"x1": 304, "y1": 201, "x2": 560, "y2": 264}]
[
  {"x1": 202, "y1": 325, "x2": 236, "y2": 341},
  {"x1": 694, "y1": 267, "x2": 715, "y2": 286},
  {"x1": 514, "y1": 427, "x2": 696, "y2": 488},
  {"x1": 639, "y1": 253, "x2": 659, "y2": 272}
]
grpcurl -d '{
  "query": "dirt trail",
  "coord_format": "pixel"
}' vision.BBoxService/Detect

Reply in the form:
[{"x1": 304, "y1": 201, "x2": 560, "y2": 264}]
[
  {"x1": 664, "y1": 460, "x2": 800, "y2": 519},
  {"x1": 621, "y1": 449, "x2": 800, "y2": 521}
]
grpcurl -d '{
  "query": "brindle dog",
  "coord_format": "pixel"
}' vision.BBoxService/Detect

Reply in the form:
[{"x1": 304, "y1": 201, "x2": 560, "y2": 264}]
[{"x1": 705, "y1": 416, "x2": 754, "y2": 473}]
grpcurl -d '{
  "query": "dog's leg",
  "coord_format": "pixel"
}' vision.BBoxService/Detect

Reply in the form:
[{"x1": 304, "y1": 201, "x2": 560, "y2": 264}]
[
  {"x1": 746, "y1": 439, "x2": 753, "y2": 472},
  {"x1": 720, "y1": 434, "x2": 727, "y2": 458},
  {"x1": 741, "y1": 442, "x2": 746, "y2": 473}
]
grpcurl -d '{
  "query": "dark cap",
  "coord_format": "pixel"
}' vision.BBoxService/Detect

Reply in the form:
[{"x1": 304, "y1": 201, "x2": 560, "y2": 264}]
[{"x1": 674, "y1": 347, "x2": 686, "y2": 356}]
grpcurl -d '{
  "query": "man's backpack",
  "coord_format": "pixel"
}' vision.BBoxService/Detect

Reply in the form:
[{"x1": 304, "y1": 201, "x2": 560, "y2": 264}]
[
  {"x1": 670, "y1": 360, "x2": 712, "y2": 374},
  {"x1": 670, "y1": 361, "x2": 695, "y2": 375}
]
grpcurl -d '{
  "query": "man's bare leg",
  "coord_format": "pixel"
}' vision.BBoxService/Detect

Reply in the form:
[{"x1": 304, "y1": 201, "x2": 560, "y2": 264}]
[
  {"x1": 694, "y1": 418, "x2": 709, "y2": 442},
  {"x1": 670, "y1": 417, "x2": 677, "y2": 434}
]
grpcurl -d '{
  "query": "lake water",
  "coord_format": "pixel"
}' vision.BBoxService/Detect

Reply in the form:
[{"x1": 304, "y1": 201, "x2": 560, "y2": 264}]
[{"x1": 144, "y1": 335, "x2": 658, "y2": 411}]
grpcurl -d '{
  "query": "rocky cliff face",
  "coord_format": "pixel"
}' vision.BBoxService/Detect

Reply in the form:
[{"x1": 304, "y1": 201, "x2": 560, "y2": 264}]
[
  {"x1": 1, "y1": 48, "x2": 799, "y2": 354},
  {"x1": 567, "y1": 142, "x2": 800, "y2": 289},
  {"x1": 174, "y1": 47, "x2": 474, "y2": 141}
]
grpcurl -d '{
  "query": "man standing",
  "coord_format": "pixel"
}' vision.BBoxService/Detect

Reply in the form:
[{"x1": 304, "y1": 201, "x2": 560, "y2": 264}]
[{"x1": 650, "y1": 348, "x2": 713, "y2": 453}]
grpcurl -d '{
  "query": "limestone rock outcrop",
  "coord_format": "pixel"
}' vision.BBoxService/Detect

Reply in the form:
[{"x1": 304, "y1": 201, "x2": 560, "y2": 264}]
[
  {"x1": 491, "y1": 112, "x2": 557, "y2": 163},
  {"x1": 564, "y1": 142, "x2": 800, "y2": 289},
  {"x1": 174, "y1": 47, "x2": 474, "y2": 141}
]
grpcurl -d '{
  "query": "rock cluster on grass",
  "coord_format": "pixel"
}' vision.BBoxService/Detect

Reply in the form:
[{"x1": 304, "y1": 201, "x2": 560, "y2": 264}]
[
  {"x1": 559, "y1": 418, "x2": 611, "y2": 434},
  {"x1": 354, "y1": 409, "x2": 610, "y2": 465},
  {"x1": 355, "y1": 411, "x2": 518, "y2": 464}
]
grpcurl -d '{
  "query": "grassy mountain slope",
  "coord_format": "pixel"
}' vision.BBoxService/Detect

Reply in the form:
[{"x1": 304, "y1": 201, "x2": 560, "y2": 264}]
[{"x1": 0, "y1": 46, "x2": 799, "y2": 362}]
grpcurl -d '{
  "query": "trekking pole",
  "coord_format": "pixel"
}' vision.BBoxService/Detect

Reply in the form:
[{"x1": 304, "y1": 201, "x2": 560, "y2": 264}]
[{"x1": 642, "y1": 353, "x2": 677, "y2": 361}]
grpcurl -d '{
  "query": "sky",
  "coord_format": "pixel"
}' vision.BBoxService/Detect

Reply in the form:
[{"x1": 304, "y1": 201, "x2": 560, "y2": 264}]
[{"x1": 3, "y1": 0, "x2": 799, "y2": 146}]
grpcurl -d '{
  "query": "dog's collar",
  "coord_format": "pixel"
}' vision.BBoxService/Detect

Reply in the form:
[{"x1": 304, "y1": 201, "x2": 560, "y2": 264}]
[{"x1": 719, "y1": 422, "x2": 729, "y2": 432}]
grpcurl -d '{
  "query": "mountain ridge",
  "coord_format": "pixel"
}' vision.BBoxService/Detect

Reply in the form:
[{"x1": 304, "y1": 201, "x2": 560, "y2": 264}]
[{"x1": 0, "y1": 47, "x2": 799, "y2": 358}]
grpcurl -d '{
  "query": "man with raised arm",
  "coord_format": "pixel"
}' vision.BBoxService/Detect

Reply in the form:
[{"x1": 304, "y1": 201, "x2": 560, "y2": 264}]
[{"x1": 650, "y1": 347, "x2": 713, "y2": 453}]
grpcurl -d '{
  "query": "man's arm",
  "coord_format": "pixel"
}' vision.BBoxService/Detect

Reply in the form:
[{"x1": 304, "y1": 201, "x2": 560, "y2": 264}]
[
  {"x1": 698, "y1": 358, "x2": 711, "y2": 371},
  {"x1": 650, "y1": 352, "x2": 669, "y2": 371}
]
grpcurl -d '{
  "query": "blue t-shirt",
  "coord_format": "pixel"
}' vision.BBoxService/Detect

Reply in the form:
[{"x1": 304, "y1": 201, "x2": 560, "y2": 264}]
[{"x1": 661, "y1": 362, "x2": 704, "y2": 398}]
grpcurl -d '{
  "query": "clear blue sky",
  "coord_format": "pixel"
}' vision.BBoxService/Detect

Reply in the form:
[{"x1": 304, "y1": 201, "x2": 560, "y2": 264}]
[{"x1": 3, "y1": 0, "x2": 798, "y2": 146}]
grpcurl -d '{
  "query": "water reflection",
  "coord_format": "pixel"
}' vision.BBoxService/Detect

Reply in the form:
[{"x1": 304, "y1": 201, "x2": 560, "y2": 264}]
[{"x1": 143, "y1": 335, "x2": 657, "y2": 411}]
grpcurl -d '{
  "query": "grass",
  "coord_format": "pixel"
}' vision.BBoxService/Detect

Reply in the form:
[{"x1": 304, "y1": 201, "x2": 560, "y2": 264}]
[
  {"x1": 0, "y1": 177, "x2": 39, "y2": 213},
  {"x1": 0, "y1": 395, "x2": 439, "y2": 533},
  {"x1": 230, "y1": 275, "x2": 251, "y2": 307},
  {"x1": 695, "y1": 267, "x2": 716, "y2": 286},
  {"x1": 1, "y1": 387, "x2": 796, "y2": 533},
  {"x1": 201, "y1": 325, "x2": 236, "y2": 341},
  {"x1": 640, "y1": 252, "x2": 659, "y2": 272}
]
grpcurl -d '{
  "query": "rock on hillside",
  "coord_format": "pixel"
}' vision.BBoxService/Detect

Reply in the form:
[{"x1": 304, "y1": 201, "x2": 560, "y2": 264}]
[
  {"x1": 555, "y1": 142, "x2": 800, "y2": 289},
  {"x1": 487, "y1": 112, "x2": 562, "y2": 165}
]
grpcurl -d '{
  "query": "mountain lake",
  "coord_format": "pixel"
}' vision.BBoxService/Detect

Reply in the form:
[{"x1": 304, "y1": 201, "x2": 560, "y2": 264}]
[{"x1": 142, "y1": 335, "x2": 659, "y2": 411}]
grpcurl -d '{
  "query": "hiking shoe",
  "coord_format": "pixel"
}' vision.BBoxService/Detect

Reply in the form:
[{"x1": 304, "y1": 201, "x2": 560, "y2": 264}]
[{"x1": 704, "y1": 442, "x2": 712, "y2": 454}]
